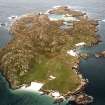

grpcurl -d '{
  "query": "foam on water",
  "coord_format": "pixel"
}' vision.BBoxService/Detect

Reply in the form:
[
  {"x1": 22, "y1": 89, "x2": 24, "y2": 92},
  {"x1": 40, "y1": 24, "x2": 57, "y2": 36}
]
[{"x1": 102, "y1": 19, "x2": 105, "y2": 22}]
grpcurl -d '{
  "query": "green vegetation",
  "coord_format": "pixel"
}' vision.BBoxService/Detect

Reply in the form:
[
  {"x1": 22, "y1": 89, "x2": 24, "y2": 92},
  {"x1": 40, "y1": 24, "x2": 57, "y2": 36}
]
[{"x1": 21, "y1": 55, "x2": 80, "y2": 94}]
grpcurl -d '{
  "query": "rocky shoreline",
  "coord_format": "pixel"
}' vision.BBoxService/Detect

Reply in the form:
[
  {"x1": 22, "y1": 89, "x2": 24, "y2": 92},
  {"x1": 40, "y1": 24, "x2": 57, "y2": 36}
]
[{"x1": 40, "y1": 61, "x2": 93, "y2": 105}]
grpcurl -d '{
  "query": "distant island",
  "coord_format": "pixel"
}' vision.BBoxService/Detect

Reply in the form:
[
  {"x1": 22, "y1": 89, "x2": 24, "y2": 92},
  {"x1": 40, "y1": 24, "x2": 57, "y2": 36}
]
[{"x1": 0, "y1": 6, "x2": 100, "y2": 104}]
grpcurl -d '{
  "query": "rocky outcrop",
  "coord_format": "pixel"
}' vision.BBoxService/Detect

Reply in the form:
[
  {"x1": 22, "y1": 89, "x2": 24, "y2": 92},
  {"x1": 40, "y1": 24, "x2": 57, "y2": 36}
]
[
  {"x1": 75, "y1": 93, "x2": 93, "y2": 105},
  {"x1": 47, "y1": 6, "x2": 84, "y2": 16},
  {"x1": 95, "y1": 51, "x2": 105, "y2": 58}
]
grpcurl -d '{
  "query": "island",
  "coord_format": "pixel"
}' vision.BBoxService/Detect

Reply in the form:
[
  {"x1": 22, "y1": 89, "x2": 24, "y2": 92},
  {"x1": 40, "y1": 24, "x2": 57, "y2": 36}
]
[{"x1": 0, "y1": 6, "x2": 100, "y2": 104}]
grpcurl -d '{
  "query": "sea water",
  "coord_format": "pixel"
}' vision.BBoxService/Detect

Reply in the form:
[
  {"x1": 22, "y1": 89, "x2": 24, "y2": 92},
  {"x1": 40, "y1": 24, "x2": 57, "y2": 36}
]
[{"x1": 0, "y1": 0, "x2": 105, "y2": 105}]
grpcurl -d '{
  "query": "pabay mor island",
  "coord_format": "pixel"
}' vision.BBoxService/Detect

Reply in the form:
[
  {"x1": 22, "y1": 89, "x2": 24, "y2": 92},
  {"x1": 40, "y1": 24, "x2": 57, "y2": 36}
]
[{"x1": 0, "y1": 6, "x2": 102, "y2": 105}]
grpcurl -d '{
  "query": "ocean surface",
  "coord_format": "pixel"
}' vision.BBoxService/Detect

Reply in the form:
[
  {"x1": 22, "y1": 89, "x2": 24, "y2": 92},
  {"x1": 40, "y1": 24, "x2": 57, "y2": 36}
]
[{"x1": 0, "y1": 0, "x2": 105, "y2": 105}]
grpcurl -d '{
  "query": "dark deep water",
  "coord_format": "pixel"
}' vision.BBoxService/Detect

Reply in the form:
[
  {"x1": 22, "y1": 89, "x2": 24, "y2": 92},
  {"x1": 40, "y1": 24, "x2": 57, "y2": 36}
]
[{"x1": 0, "y1": 0, "x2": 105, "y2": 105}]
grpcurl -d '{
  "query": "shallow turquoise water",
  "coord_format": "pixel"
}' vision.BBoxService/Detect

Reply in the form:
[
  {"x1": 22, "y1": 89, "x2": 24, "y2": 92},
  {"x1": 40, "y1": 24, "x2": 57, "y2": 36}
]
[{"x1": 48, "y1": 14, "x2": 64, "y2": 20}]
